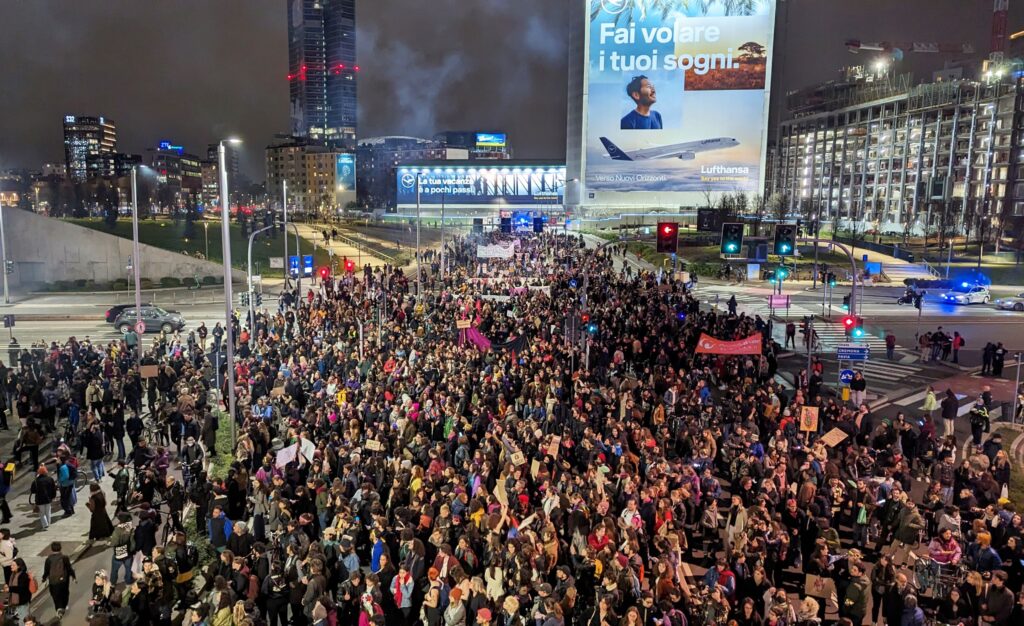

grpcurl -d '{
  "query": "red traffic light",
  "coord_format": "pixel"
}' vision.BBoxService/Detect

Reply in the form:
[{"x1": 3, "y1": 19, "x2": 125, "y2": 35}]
[
  {"x1": 581, "y1": 313, "x2": 591, "y2": 323},
  {"x1": 318, "y1": 266, "x2": 330, "y2": 279},
  {"x1": 344, "y1": 259, "x2": 355, "y2": 272},
  {"x1": 841, "y1": 315, "x2": 856, "y2": 329}
]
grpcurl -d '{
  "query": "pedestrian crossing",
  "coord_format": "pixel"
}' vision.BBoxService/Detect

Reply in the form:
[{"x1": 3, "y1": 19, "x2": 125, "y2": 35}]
[
  {"x1": 812, "y1": 322, "x2": 888, "y2": 351},
  {"x1": 694, "y1": 286, "x2": 818, "y2": 319}
]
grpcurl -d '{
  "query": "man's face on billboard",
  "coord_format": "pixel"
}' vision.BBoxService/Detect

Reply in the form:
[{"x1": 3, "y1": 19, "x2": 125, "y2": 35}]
[{"x1": 631, "y1": 79, "x2": 656, "y2": 106}]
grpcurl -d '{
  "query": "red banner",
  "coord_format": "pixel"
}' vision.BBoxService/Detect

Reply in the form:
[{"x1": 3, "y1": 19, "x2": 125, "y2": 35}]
[{"x1": 694, "y1": 332, "x2": 763, "y2": 355}]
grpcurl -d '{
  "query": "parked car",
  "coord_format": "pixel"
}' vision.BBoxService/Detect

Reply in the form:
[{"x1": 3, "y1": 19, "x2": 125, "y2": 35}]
[
  {"x1": 105, "y1": 302, "x2": 151, "y2": 323},
  {"x1": 994, "y1": 292, "x2": 1024, "y2": 311},
  {"x1": 112, "y1": 306, "x2": 185, "y2": 334},
  {"x1": 940, "y1": 285, "x2": 990, "y2": 305}
]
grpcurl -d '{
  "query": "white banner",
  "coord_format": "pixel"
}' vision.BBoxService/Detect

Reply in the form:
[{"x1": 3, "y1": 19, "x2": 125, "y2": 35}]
[{"x1": 476, "y1": 240, "x2": 521, "y2": 259}]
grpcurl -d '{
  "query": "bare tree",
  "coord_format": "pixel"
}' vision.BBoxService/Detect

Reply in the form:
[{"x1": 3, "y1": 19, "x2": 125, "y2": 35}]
[
  {"x1": 701, "y1": 182, "x2": 715, "y2": 209},
  {"x1": 750, "y1": 193, "x2": 766, "y2": 236}
]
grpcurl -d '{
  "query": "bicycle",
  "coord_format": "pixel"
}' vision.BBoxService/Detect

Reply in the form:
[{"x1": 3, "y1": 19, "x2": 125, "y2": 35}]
[
  {"x1": 143, "y1": 417, "x2": 169, "y2": 448},
  {"x1": 912, "y1": 555, "x2": 965, "y2": 599}
]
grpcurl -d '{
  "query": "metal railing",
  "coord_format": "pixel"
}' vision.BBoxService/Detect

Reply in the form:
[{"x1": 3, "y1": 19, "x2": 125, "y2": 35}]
[{"x1": 308, "y1": 223, "x2": 397, "y2": 265}]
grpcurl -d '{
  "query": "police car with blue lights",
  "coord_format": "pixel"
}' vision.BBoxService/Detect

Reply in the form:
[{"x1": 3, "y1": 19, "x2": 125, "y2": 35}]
[{"x1": 940, "y1": 283, "x2": 990, "y2": 305}]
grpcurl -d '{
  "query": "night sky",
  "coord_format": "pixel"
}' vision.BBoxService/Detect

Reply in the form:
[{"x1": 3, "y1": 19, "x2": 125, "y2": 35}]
[{"x1": 0, "y1": 0, "x2": 1013, "y2": 180}]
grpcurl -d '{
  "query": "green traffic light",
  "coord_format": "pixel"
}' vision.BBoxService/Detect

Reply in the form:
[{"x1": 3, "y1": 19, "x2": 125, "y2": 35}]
[
  {"x1": 852, "y1": 328, "x2": 865, "y2": 338},
  {"x1": 726, "y1": 243, "x2": 737, "y2": 252},
  {"x1": 780, "y1": 244, "x2": 791, "y2": 253}
]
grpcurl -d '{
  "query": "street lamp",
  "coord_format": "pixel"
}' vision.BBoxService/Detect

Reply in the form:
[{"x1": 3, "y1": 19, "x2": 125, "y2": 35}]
[
  {"x1": 219, "y1": 137, "x2": 242, "y2": 442},
  {"x1": 130, "y1": 164, "x2": 157, "y2": 366},
  {"x1": 0, "y1": 192, "x2": 10, "y2": 304},
  {"x1": 203, "y1": 221, "x2": 209, "y2": 260},
  {"x1": 414, "y1": 172, "x2": 422, "y2": 298}
]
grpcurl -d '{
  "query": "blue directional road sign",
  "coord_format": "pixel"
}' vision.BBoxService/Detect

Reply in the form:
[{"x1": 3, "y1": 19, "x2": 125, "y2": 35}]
[
  {"x1": 302, "y1": 254, "x2": 314, "y2": 277},
  {"x1": 838, "y1": 369, "x2": 855, "y2": 386},
  {"x1": 836, "y1": 344, "x2": 870, "y2": 361},
  {"x1": 288, "y1": 255, "x2": 300, "y2": 278}
]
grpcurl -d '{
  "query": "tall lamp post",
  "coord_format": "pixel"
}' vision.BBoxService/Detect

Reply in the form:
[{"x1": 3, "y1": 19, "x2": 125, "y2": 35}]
[
  {"x1": 129, "y1": 166, "x2": 150, "y2": 367},
  {"x1": 0, "y1": 194, "x2": 10, "y2": 304},
  {"x1": 203, "y1": 221, "x2": 210, "y2": 260},
  {"x1": 219, "y1": 137, "x2": 242, "y2": 441},
  {"x1": 415, "y1": 172, "x2": 422, "y2": 298},
  {"x1": 282, "y1": 180, "x2": 289, "y2": 289}
]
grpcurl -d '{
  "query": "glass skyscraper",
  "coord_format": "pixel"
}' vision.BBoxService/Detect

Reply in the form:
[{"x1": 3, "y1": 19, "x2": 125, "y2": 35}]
[{"x1": 287, "y1": 0, "x2": 357, "y2": 147}]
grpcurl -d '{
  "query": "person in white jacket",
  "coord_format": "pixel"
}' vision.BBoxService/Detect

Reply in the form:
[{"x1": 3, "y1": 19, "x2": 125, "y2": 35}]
[{"x1": 0, "y1": 528, "x2": 15, "y2": 584}]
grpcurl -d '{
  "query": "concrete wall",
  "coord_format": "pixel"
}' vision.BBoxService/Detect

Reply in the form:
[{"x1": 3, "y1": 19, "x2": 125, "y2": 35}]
[{"x1": 2, "y1": 209, "x2": 244, "y2": 290}]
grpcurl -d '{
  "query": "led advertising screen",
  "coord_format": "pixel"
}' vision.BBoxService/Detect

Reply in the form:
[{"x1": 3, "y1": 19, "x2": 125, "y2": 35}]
[
  {"x1": 584, "y1": 0, "x2": 775, "y2": 200},
  {"x1": 475, "y1": 132, "x2": 508, "y2": 148},
  {"x1": 396, "y1": 165, "x2": 565, "y2": 207},
  {"x1": 335, "y1": 153, "x2": 355, "y2": 191}
]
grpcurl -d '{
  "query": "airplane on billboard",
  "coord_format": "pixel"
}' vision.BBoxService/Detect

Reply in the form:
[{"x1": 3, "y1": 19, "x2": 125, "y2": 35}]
[{"x1": 599, "y1": 136, "x2": 740, "y2": 161}]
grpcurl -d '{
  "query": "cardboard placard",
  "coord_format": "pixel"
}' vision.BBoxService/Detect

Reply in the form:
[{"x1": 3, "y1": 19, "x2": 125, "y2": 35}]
[
  {"x1": 494, "y1": 478, "x2": 509, "y2": 507},
  {"x1": 546, "y1": 436, "x2": 561, "y2": 458},
  {"x1": 271, "y1": 387, "x2": 286, "y2": 398},
  {"x1": 365, "y1": 439, "x2": 383, "y2": 452},
  {"x1": 804, "y1": 574, "x2": 836, "y2": 599},
  {"x1": 140, "y1": 364, "x2": 159, "y2": 379},
  {"x1": 510, "y1": 451, "x2": 526, "y2": 466},
  {"x1": 456, "y1": 319, "x2": 472, "y2": 330},
  {"x1": 530, "y1": 459, "x2": 541, "y2": 479},
  {"x1": 799, "y1": 406, "x2": 820, "y2": 432},
  {"x1": 820, "y1": 428, "x2": 849, "y2": 447}
]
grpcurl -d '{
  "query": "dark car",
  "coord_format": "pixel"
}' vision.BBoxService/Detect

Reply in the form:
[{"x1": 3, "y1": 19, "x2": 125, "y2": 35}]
[
  {"x1": 112, "y1": 306, "x2": 186, "y2": 334},
  {"x1": 105, "y1": 303, "x2": 151, "y2": 323}
]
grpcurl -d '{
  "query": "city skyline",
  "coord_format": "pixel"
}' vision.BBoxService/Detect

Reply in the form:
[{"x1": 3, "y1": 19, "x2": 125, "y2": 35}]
[{"x1": 0, "y1": 0, "x2": 1012, "y2": 180}]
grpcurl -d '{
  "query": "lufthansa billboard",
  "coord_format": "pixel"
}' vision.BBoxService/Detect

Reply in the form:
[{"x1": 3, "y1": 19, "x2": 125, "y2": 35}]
[
  {"x1": 396, "y1": 165, "x2": 565, "y2": 207},
  {"x1": 584, "y1": 0, "x2": 776, "y2": 202}
]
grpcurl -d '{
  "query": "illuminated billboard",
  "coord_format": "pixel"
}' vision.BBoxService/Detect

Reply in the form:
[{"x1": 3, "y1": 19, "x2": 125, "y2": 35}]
[
  {"x1": 396, "y1": 164, "x2": 565, "y2": 207},
  {"x1": 335, "y1": 153, "x2": 355, "y2": 191},
  {"x1": 582, "y1": 0, "x2": 776, "y2": 203},
  {"x1": 475, "y1": 132, "x2": 507, "y2": 148}
]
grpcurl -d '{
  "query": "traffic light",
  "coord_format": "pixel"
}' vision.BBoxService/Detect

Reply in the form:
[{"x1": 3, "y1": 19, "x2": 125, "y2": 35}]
[
  {"x1": 318, "y1": 266, "x2": 331, "y2": 280},
  {"x1": 240, "y1": 292, "x2": 250, "y2": 306},
  {"x1": 580, "y1": 312, "x2": 591, "y2": 324},
  {"x1": 344, "y1": 258, "x2": 355, "y2": 273},
  {"x1": 773, "y1": 224, "x2": 797, "y2": 256},
  {"x1": 842, "y1": 314, "x2": 856, "y2": 334},
  {"x1": 851, "y1": 317, "x2": 866, "y2": 339},
  {"x1": 4, "y1": 261, "x2": 12, "y2": 275},
  {"x1": 656, "y1": 222, "x2": 679, "y2": 254},
  {"x1": 720, "y1": 222, "x2": 744, "y2": 254},
  {"x1": 827, "y1": 272, "x2": 837, "y2": 287},
  {"x1": 254, "y1": 293, "x2": 263, "y2": 306},
  {"x1": 586, "y1": 322, "x2": 598, "y2": 335},
  {"x1": 775, "y1": 266, "x2": 790, "y2": 280},
  {"x1": 842, "y1": 294, "x2": 851, "y2": 311}
]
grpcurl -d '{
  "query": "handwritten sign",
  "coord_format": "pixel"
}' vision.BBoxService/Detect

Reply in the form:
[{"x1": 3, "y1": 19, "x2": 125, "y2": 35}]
[
  {"x1": 799, "y1": 406, "x2": 819, "y2": 432},
  {"x1": 139, "y1": 364, "x2": 159, "y2": 379},
  {"x1": 510, "y1": 451, "x2": 526, "y2": 466},
  {"x1": 820, "y1": 428, "x2": 849, "y2": 447},
  {"x1": 456, "y1": 319, "x2": 472, "y2": 330},
  {"x1": 530, "y1": 459, "x2": 541, "y2": 479},
  {"x1": 546, "y1": 436, "x2": 561, "y2": 458},
  {"x1": 365, "y1": 439, "x2": 383, "y2": 452}
]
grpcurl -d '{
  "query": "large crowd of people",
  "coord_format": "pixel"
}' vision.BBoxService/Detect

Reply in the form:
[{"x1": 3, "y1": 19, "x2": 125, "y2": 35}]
[{"x1": 0, "y1": 230, "x2": 1022, "y2": 626}]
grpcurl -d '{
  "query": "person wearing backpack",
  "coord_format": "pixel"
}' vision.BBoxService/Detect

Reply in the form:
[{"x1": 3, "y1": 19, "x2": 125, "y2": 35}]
[
  {"x1": 109, "y1": 511, "x2": 135, "y2": 585},
  {"x1": 42, "y1": 540, "x2": 76, "y2": 619},
  {"x1": 57, "y1": 453, "x2": 77, "y2": 516}
]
